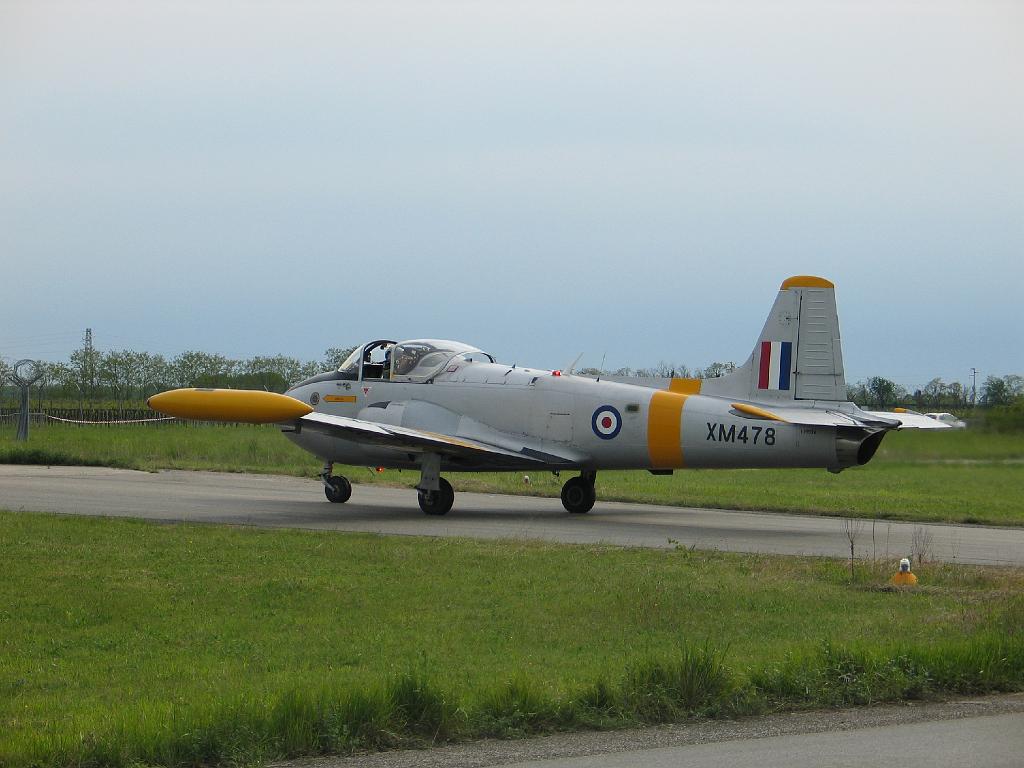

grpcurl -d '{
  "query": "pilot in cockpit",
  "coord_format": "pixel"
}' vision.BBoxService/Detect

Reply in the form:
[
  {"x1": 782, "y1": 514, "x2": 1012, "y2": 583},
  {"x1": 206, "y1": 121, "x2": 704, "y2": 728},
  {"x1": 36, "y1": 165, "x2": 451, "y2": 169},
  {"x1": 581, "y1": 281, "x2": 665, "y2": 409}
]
[{"x1": 394, "y1": 346, "x2": 424, "y2": 376}]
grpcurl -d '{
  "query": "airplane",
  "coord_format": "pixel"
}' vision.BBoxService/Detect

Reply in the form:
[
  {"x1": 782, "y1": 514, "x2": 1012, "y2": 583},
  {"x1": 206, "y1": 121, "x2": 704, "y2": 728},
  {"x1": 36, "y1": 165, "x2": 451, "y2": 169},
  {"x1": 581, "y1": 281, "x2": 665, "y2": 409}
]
[{"x1": 147, "y1": 275, "x2": 948, "y2": 515}]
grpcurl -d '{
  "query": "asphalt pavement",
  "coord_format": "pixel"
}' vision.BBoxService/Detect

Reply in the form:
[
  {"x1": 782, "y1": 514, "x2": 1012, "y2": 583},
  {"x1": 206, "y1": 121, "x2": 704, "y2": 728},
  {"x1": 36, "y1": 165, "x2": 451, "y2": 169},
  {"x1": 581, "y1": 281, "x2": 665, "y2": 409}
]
[
  {"x1": 1, "y1": 465, "x2": 1022, "y2": 565},
  {"x1": 280, "y1": 694, "x2": 1024, "y2": 768}
]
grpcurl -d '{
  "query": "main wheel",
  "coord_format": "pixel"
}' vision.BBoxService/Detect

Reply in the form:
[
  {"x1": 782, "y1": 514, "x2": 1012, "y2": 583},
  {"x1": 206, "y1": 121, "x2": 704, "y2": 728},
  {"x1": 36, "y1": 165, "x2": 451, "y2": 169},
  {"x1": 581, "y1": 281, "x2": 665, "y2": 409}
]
[
  {"x1": 325, "y1": 475, "x2": 352, "y2": 503},
  {"x1": 418, "y1": 477, "x2": 454, "y2": 516},
  {"x1": 561, "y1": 476, "x2": 596, "y2": 514}
]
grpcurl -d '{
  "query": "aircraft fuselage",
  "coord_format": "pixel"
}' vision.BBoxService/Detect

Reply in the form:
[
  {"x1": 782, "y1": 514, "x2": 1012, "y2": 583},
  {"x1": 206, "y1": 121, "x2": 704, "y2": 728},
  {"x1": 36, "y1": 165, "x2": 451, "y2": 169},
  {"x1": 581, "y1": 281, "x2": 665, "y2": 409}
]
[{"x1": 283, "y1": 362, "x2": 860, "y2": 475}]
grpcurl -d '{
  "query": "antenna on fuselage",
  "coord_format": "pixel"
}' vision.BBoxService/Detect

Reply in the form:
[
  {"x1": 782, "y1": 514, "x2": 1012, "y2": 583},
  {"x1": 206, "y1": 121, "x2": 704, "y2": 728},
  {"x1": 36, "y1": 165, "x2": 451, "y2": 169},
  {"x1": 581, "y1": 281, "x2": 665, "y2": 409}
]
[{"x1": 565, "y1": 352, "x2": 583, "y2": 375}]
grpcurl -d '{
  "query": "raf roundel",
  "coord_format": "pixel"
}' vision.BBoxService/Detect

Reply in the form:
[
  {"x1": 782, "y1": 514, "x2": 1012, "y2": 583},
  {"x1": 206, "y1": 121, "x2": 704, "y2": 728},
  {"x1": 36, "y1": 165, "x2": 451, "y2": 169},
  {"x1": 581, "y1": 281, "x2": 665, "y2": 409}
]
[{"x1": 592, "y1": 405, "x2": 622, "y2": 440}]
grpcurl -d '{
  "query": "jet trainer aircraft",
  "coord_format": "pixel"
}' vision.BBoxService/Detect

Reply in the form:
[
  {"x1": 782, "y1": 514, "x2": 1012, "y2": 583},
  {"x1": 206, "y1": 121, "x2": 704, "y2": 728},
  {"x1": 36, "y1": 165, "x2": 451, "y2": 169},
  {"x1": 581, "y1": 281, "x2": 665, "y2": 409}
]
[{"x1": 148, "y1": 276, "x2": 947, "y2": 515}]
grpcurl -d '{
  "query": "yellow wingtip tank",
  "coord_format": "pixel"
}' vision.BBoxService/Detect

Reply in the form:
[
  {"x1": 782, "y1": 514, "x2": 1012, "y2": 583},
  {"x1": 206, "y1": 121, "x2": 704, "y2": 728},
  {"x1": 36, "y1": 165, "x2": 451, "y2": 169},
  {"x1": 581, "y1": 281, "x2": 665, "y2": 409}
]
[{"x1": 147, "y1": 388, "x2": 314, "y2": 424}]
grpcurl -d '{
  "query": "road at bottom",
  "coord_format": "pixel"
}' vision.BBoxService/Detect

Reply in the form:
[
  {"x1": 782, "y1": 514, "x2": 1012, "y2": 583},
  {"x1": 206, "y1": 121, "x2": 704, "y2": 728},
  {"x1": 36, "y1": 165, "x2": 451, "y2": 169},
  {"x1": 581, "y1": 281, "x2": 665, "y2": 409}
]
[
  {"x1": 499, "y1": 712, "x2": 1023, "y2": 768},
  {"x1": 283, "y1": 695, "x2": 1024, "y2": 768}
]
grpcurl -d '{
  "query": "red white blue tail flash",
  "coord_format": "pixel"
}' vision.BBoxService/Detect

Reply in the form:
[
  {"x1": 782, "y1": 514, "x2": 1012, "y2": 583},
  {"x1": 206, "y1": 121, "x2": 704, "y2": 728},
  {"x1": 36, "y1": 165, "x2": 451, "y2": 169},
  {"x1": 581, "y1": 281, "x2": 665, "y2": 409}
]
[{"x1": 758, "y1": 341, "x2": 792, "y2": 391}]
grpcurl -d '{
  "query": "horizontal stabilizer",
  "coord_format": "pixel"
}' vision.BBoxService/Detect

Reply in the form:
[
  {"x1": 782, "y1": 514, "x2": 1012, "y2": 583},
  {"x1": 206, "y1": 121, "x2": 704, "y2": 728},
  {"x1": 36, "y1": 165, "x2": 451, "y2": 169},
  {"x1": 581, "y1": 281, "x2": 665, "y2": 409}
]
[
  {"x1": 729, "y1": 403, "x2": 901, "y2": 428},
  {"x1": 864, "y1": 409, "x2": 953, "y2": 429},
  {"x1": 728, "y1": 402, "x2": 948, "y2": 430}
]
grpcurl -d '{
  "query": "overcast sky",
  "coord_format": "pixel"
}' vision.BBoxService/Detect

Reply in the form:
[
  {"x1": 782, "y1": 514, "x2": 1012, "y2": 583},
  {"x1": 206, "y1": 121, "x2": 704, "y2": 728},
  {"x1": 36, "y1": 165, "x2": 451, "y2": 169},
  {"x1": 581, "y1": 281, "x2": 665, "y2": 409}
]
[{"x1": 1, "y1": 0, "x2": 1021, "y2": 388}]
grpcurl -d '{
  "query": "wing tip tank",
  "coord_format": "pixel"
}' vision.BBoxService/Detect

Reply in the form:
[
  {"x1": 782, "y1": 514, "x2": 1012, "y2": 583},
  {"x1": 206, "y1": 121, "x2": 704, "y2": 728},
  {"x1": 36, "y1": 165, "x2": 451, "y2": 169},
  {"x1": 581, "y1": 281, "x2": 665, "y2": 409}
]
[{"x1": 147, "y1": 388, "x2": 313, "y2": 423}]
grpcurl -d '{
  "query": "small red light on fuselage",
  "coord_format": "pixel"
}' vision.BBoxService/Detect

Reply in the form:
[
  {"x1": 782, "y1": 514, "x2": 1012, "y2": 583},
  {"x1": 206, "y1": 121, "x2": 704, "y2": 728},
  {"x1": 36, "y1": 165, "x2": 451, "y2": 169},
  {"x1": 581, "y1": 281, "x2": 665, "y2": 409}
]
[{"x1": 552, "y1": 370, "x2": 561, "y2": 376}]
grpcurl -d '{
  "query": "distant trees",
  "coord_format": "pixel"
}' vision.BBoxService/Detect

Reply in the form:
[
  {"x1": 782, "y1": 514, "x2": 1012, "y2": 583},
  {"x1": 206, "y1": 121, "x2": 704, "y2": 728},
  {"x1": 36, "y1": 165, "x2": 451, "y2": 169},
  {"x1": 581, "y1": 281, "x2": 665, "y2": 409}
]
[
  {"x1": 588, "y1": 361, "x2": 736, "y2": 379},
  {"x1": 845, "y1": 374, "x2": 1023, "y2": 412},
  {"x1": 700, "y1": 361, "x2": 737, "y2": 379},
  {"x1": 324, "y1": 346, "x2": 357, "y2": 370},
  {"x1": 846, "y1": 377, "x2": 908, "y2": 409},
  {"x1": 980, "y1": 374, "x2": 1024, "y2": 406},
  {"x1": 68, "y1": 342, "x2": 101, "y2": 403},
  {"x1": 869, "y1": 377, "x2": 908, "y2": 409},
  {"x1": 908, "y1": 378, "x2": 971, "y2": 410},
  {"x1": 1, "y1": 343, "x2": 351, "y2": 410}
]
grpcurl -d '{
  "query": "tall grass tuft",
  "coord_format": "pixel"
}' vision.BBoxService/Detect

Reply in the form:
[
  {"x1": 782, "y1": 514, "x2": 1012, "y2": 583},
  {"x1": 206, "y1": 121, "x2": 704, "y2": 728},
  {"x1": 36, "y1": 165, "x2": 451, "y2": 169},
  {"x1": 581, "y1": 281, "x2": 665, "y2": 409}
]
[
  {"x1": 0, "y1": 446, "x2": 129, "y2": 468},
  {"x1": 387, "y1": 672, "x2": 461, "y2": 743},
  {"x1": 476, "y1": 678, "x2": 567, "y2": 736},
  {"x1": 621, "y1": 645, "x2": 735, "y2": 721},
  {"x1": 750, "y1": 634, "x2": 1024, "y2": 709}
]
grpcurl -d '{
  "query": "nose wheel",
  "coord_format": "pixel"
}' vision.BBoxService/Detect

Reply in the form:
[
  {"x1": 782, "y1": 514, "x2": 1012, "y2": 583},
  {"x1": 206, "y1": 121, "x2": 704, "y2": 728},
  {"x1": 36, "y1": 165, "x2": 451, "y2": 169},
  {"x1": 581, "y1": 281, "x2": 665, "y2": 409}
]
[
  {"x1": 418, "y1": 477, "x2": 454, "y2": 515},
  {"x1": 561, "y1": 472, "x2": 596, "y2": 513},
  {"x1": 321, "y1": 461, "x2": 352, "y2": 503},
  {"x1": 324, "y1": 475, "x2": 352, "y2": 503}
]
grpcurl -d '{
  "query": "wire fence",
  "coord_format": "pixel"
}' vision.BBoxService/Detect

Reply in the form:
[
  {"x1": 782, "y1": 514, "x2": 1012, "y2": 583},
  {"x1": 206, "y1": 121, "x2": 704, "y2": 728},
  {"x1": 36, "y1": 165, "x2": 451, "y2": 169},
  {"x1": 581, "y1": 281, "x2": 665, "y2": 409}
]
[{"x1": 0, "y1": 408, "x2": 250, "y2": 427}]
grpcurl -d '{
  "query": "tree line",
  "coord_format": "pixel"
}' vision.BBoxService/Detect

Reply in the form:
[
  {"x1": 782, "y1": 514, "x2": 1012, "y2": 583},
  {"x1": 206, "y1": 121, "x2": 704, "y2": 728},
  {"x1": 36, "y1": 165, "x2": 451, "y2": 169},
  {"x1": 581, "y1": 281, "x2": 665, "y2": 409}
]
[
  {"x1": 1, "y1": 342, "x2": 1020, "y2": 417},
  {"x1": 0, "y1": 346, "x2": 356, "y2": 416},
  {"x1": 846, "y1": 374, "x2": 1023, "y2": 409}
]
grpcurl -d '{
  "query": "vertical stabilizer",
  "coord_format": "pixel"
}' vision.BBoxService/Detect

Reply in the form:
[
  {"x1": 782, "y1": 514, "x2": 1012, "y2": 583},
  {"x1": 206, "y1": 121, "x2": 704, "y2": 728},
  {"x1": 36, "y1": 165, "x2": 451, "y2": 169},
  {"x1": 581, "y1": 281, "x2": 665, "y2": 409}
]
[{"x1": 699, "y1": 276, "x2": 847, "y2": 402}]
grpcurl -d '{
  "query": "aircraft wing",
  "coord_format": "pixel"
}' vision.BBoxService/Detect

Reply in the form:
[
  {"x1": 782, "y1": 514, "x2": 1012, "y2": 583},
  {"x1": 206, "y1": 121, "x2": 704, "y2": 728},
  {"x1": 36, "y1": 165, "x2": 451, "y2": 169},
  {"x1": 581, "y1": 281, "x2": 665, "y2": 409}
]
[
  {"x1": 298, "y1": 411, "x2": 555, "y2": 464},
  {"x1": 728, "y1": 402, "x2": 946, "y2": 429},
  {"x1": 147, "y1": 388, "x2": 576, "y2": 466}
]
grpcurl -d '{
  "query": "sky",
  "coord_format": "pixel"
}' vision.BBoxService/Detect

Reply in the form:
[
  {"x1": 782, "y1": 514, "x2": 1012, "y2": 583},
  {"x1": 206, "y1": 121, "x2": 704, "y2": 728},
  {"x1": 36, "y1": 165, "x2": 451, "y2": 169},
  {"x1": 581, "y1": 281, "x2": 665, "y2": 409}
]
[{"x1": 1, "y1": 0, "x2": 1021, "y2": 389}]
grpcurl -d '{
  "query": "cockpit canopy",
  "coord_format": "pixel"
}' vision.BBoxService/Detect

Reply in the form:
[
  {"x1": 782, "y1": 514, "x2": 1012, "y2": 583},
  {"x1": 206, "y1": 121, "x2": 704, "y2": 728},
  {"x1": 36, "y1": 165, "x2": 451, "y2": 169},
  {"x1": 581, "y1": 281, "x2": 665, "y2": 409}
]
[{"x1": 336, "y1": 339, "x2": 494, "y2": 383}]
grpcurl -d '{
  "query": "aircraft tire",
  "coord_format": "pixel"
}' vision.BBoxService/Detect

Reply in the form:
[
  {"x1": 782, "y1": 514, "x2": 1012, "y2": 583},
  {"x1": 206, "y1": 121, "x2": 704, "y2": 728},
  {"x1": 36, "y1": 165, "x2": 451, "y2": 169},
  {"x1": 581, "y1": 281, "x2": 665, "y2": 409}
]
[
  {"x1": 325, "y1": 476, "x2": 352, "y2": 503},
  {"x1": 561, "y1": 476, "x2": 596, "y2": 514},
  {"x1": 418, "y1": 477, "x2": 454, "y2": 515}
]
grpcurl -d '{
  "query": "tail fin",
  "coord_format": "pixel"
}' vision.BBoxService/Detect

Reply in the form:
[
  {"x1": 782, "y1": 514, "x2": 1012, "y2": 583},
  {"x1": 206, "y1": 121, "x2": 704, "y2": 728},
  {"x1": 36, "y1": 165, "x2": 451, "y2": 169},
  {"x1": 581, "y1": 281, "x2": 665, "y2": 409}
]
[{"x1": 700, "y1": 275, "x2": 847, "y2": 402}]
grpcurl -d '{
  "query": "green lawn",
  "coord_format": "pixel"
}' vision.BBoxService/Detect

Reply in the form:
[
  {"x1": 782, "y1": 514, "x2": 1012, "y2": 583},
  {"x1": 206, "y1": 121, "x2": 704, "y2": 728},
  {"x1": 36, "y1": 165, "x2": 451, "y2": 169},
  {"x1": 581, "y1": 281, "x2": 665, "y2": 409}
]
[
  {"x1": 2, "y1": 424, "x2": 1022, "y2": 526},
  {"x1": 2, "y1": 512, "x2": 1022, "y2": 767}
]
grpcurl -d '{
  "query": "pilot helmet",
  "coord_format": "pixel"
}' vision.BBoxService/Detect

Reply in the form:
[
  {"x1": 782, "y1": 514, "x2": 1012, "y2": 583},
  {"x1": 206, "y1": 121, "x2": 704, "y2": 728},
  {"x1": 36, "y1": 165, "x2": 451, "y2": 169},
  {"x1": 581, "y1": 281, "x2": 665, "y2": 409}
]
[{"x1": 899, "y1": 558, "x2": 911, "y2": 572}]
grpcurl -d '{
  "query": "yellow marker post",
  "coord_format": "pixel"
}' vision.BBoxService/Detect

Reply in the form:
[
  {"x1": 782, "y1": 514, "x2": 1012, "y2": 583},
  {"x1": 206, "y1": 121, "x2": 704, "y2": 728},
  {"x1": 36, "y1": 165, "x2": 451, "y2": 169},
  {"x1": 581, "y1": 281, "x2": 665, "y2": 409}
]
[{"x1": 890, "y1": 558, "x2": 918, "y2": 586}]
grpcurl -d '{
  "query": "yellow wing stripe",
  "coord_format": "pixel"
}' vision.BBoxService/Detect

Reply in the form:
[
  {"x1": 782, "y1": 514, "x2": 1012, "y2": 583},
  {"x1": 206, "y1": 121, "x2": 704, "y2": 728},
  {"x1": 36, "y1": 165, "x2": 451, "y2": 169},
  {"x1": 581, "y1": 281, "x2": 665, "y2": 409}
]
[{"x1": 647, "y1": 391, "x2": 687, "y2": 468}]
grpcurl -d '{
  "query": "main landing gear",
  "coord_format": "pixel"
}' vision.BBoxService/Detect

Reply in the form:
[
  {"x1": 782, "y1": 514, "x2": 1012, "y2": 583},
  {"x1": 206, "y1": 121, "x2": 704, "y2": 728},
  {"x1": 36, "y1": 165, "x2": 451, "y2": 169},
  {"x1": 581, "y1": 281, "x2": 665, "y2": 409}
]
[
  {"x1": 321, "y1": 462, "x2": 352, "y2": 503},
  {"x1": 321, "y1": 456, "x2": 595, "y2": 516},
  {"x1": 418, "y1": 477, "x2": 454, "y2": 515},
  {"x1": 561, "y1": 470, "x2": 596, "y2": 514},
  {"x1": 416, "y1": 453, "x2": 454, "y2": 515}
]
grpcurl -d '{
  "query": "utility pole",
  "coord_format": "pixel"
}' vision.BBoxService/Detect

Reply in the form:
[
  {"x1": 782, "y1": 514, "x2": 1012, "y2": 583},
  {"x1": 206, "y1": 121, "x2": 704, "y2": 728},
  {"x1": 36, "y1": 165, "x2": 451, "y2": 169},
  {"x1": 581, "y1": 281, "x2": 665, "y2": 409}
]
[{"x1": 970, "y1": 367, "x2": 977, "y2": 406}]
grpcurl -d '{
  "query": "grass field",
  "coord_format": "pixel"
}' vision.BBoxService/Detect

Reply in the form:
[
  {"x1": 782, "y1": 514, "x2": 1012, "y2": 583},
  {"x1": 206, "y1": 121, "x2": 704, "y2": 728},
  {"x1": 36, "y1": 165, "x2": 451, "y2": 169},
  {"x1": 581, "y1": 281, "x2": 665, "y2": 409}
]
[
  {"x1": 1, "y1": 511, "x2": 1022, "y2": 767},
  {"x1": 2, "y1": 423, "x2": 1022, "y2": 526}
]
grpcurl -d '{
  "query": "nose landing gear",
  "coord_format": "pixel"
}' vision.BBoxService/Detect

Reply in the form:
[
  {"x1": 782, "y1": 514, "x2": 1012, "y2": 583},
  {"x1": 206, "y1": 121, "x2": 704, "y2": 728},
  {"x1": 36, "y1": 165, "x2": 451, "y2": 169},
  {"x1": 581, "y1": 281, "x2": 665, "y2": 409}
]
[
  {"x1": 321, "y1": 461, "x2": 352, "y2": 503},
  {"x1": 561, "y1": 470, "x2": 596, "y2": 513}
]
